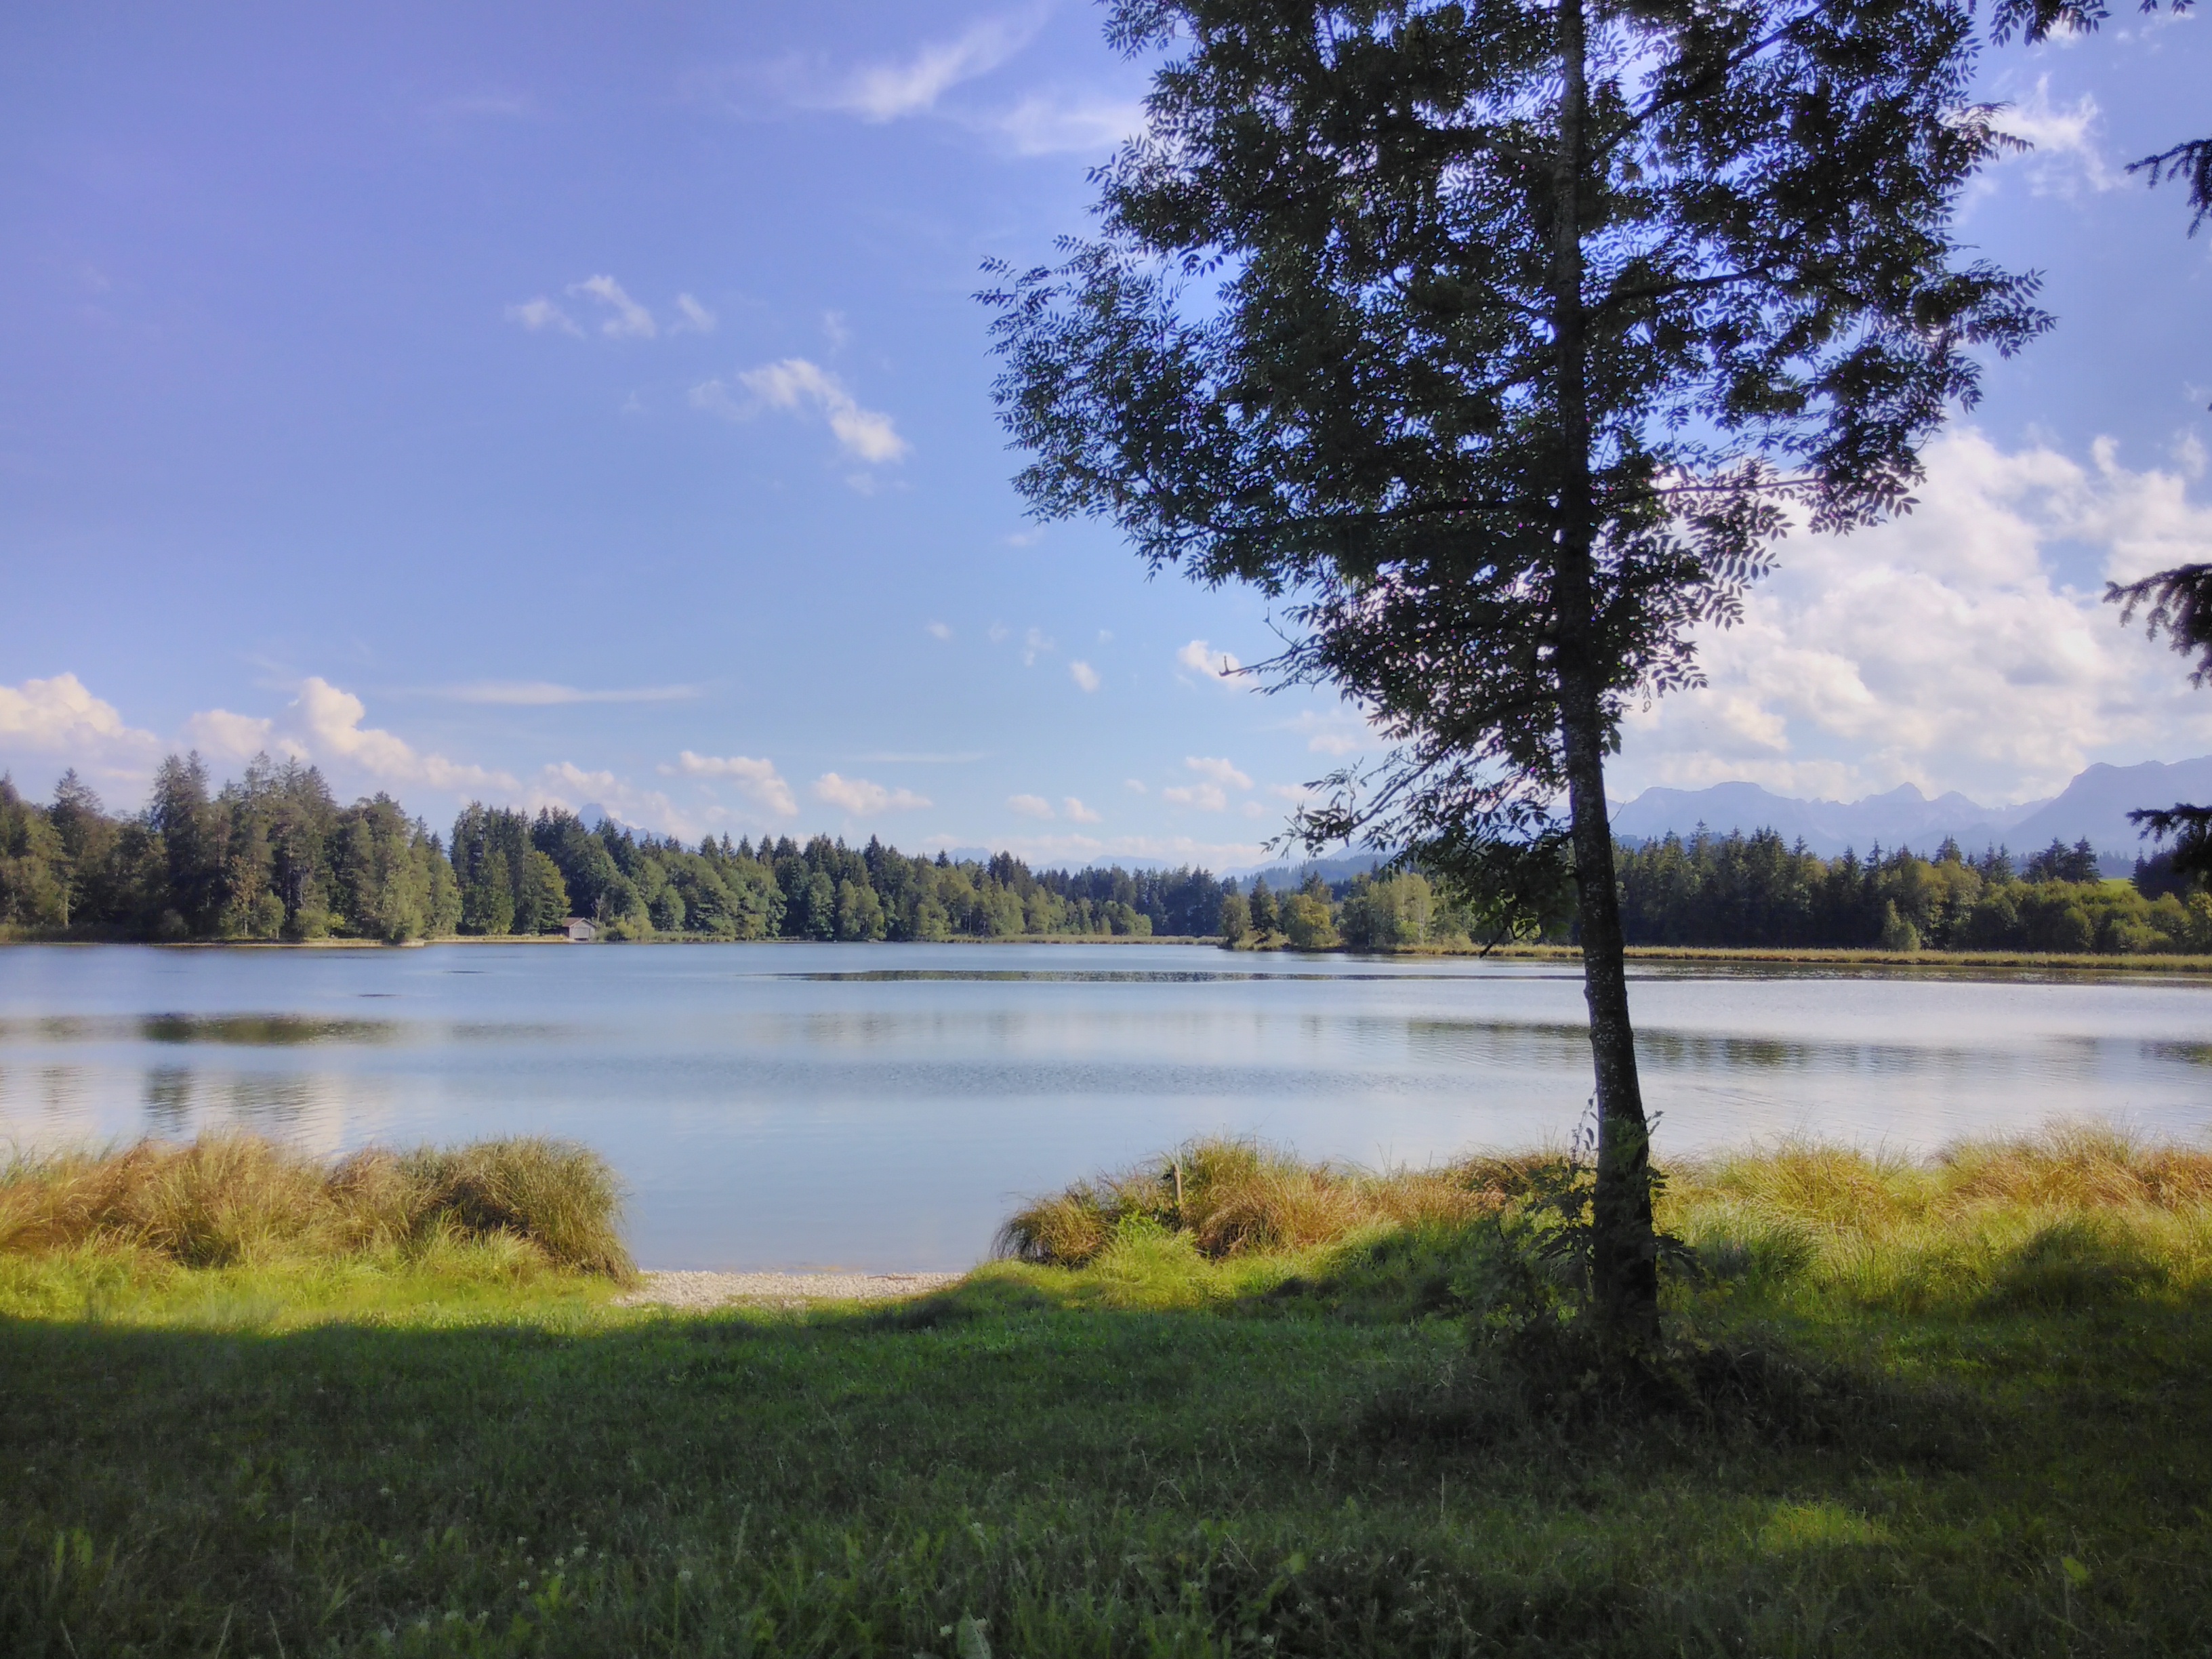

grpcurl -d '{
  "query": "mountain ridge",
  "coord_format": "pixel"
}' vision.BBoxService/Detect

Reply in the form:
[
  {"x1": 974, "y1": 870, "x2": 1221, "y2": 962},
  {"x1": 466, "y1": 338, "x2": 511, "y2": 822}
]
[{"x1": 1610, "y1": 757, "x2": 2212, "y2": 860}]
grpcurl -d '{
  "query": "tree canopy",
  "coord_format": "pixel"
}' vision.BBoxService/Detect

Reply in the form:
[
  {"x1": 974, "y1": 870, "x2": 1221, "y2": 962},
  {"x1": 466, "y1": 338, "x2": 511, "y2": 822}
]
[{"x1": 986, "y1": 0, "x2": 2043, "y2": 1335}]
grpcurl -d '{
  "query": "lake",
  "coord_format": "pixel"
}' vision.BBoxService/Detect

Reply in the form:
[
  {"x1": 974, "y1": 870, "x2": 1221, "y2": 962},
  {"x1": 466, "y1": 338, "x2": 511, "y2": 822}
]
[{"x1": 1, "y1": 942, "x2": 2207, "y2": 1269}]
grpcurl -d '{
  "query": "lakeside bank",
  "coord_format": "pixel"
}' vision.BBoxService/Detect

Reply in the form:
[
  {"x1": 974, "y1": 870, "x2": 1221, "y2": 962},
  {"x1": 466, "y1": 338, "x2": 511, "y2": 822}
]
[{"x1": 7, "y1": 1127, "x2": 2212, "y2": 1654}]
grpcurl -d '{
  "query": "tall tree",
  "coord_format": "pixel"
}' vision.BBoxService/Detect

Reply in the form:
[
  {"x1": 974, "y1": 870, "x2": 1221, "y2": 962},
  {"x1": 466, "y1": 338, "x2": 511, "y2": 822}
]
[
  {"x1": 986, "y1": 0, "x2": 2043, "y2": 1336},
  {"x1": 2108, "y1": 560, "x2": 2212, "y2": 876}
]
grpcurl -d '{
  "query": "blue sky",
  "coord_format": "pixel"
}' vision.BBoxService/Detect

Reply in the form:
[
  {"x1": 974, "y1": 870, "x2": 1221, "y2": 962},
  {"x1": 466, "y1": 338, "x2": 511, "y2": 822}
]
[{"x1": 1, "y1": 1, "x2": 2208, "y2": 865}]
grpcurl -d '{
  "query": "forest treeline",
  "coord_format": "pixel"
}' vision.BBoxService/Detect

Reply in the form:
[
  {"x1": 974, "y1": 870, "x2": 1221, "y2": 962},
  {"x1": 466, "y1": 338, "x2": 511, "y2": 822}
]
[
  {"x1": 1251, "y1": 830, "x2": 2211, "y2": 957},
  {"x1": 0, "y1": 756, "x2": 1225, "y2": 943},
  {"x1": 2, "y1": 757, "x2": 2207, "y2": 954}
]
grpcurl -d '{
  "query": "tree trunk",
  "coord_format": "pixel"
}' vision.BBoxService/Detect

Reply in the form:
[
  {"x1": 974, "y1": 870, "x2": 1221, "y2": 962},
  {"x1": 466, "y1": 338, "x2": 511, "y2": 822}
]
[{"x1": 1549, "y1": 0, "x2": 1662, "y2": 1343}]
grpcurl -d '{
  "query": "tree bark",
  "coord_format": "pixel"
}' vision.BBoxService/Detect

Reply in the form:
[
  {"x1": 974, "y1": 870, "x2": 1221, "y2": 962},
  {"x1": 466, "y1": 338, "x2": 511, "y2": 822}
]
[{"x1": 1549, "y1": 0, "x2": 1662, "y2": 1343}]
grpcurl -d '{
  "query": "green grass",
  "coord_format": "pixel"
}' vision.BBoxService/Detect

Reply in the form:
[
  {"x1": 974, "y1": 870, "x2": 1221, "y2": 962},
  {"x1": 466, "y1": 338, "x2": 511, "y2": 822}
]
[{"x1": 7, "y1": 1130, "x2": 2212, "y2": 1655}]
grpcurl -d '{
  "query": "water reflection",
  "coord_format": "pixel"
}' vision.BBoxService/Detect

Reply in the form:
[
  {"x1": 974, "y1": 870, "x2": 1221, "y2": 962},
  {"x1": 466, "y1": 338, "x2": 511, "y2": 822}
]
[{"x1": 1, "y1": 941, "x2": 2207, "y2": 1270}]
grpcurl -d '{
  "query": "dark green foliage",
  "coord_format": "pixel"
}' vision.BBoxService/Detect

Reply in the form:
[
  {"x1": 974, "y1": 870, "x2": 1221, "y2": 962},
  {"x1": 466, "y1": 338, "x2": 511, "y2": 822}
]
[
  {"x1": 0, "y1": 760, "x2": 1235, "y2": 943},
  {"x1": 985, "y1": 0, "x2": 2045, "y2": 1338},
  {"x1": 1613, "y1": 829, "x2": 2211, "y2": 952}
]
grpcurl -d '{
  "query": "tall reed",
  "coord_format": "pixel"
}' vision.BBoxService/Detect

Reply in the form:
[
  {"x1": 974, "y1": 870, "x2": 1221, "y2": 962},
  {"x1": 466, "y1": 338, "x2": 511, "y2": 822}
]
[
  {"x1": 0, "y1": 1133, "x2": 634, "y2": 1278},
  {"x1": 996, "y1": 1136, "x2": 1547, "y2": 1265}
]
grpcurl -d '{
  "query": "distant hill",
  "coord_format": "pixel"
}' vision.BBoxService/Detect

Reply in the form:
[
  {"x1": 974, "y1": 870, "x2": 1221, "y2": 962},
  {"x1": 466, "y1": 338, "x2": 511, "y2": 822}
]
[
  {"x1": 1229, "y1": 852, "x2": 1391, "y2": 888},
  {"x1": 1609, "y1": 756, "x2": 2212, "y2": 861}
]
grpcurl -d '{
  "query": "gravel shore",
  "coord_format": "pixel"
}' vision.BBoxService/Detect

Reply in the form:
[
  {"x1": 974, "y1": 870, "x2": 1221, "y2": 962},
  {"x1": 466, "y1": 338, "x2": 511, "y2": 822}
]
[{"x1": 615, "y1": 1270, "x2": 963, "y2": 1311}]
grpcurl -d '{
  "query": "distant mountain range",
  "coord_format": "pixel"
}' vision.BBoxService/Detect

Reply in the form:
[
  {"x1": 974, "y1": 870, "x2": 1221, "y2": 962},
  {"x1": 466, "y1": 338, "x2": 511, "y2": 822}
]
[{"x1": 1609, "y1": 756, "x2": 2212, "y2": 863}]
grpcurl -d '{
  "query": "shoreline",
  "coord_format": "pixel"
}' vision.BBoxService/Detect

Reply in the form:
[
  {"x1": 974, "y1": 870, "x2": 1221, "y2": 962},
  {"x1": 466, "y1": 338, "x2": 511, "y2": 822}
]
[
  {"x1": 614, "y1": 1270, "x2": 962, "y2": 1310},
  {"x1": 3, "y1": 933, "x2": 2209, "y2": 972}
]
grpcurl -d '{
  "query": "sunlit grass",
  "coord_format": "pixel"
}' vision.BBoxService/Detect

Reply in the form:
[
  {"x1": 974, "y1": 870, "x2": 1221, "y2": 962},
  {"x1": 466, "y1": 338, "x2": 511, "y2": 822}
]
[{"x1": 7, "y1": 1124, "x2": 2212, "y2": 1655}]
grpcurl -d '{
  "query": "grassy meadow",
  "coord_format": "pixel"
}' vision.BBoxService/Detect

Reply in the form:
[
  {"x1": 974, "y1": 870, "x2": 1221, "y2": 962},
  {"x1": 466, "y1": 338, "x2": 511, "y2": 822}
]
[{"x1": 4, "y1": 1128, "x2": 2212, "y2": 1656}]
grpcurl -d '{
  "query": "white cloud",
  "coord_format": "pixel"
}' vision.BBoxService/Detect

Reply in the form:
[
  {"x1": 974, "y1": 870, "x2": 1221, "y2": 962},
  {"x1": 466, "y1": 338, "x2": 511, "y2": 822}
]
[
  {"x1": 1281, "y1": 709, "x2": 1374, "y2": 756},
  {"x1": 927, "y1": 621, "x2": 953, "y2": 640},
  {"x1": 533, "y1": 762, "x2": 706, "y2": 842},
  {"x1": 184, "y1": 708, "x2": 291, "y2": 764},
  {"x1": 822, "y1": 310, "x2": 852, "y2": 348},
  {"x1": 661, "y1": 750, "x2": 798, "y2": 817},
  {"x1": 1176, "y1": 639, "x2": 1244, "y2": 687},
  {"x1": 1063, "y1": 796, "x2": 1102, "y2": 823},
  {"x1": 960, "y1": 832, "x2": 1273, "y2": 868},
  {"x1": 506, "y1": 297, "x2": 582, "y2": 336},
  {"x1": 1185, "y1": 755, "x2": 1254, "y2": 790},
  {"x1": 989, "y1": 94, "x2": 1145, "y2": 156},
  {"x1": 1022, "y1": 627, "x2": 1054, "y2": 666},
  {"x1": 813, "y1": 771, "x2": 930, "y2": 814},
  {"x1": 1614, "y1": 428, "x2": 2212, "y2": 802},
  {"x1": 1994, "y1": 76, "x2": 2123, "y2": 197},
  {"x1": 569, "y1": 274, "x2": 657, "y2": 339},
  {"x1": 1008, "y1": 792, "x2": 1055, "y2": 819},
  {"x1": 1162, "y1": 782, "x2": 1229, "y2": 812},
  {"x1": 442, "y1": 680, "x2": 700, "y2": 705},
  {"x1": 1242, "y1": 800, "x2": 1266, "y2": 818},
  {"x1": 825, "y1": 15, "x2": 1038, "y2": 121},
  {"x1": 1268, "y1": 783, "x2": 1313, "y2": 803},
  {"x1": 0, "y1": 673, "x2": 157, "y2": 758},
  {"x1": 1068, "y1": 659, "x2": 1100, "y2": 691},
  {"x1": 293, "y1": 678, "x2": 515, "y2": 794},
  {"x1": 670, "y1": 293, "x2": 718, "y2": 335},
  {"x1": 987, "y1": 623, "x2": 1010, "y2": 644},
  {"x1": 1125, "y1": 778, "x2": 1147, "y2": 794},
  {"x1": 694, "y1": 358, "x2": 909, "y2": 464}
]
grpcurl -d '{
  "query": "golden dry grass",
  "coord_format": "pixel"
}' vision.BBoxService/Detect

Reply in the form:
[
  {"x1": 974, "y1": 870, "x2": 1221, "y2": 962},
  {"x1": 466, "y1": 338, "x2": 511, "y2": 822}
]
[
  {"x1": 996, "y1": 1137, "x2": 1547, "y2": 1265},
  {"x1": 0, "y1": 1133, "x2": 633, "y2": 1278}
]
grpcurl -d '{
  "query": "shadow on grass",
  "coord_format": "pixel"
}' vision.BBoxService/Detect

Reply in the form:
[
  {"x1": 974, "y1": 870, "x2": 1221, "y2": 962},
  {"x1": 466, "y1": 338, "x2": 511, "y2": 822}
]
[{"x1": 6, "y1": 1238, "x2": 2212, "y2": 1658}]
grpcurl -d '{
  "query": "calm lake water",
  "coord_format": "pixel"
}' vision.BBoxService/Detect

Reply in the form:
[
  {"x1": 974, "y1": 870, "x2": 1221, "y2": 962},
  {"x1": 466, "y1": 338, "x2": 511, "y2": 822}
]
[{"x1": 1, "y1": 942, "x2": 2207, "y2": 1269}]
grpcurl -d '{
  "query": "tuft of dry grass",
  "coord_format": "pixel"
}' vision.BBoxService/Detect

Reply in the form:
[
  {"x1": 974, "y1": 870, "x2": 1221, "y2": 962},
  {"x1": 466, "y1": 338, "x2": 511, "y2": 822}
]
[
  {"x1": 1666, "y1": 1123, "x2": 2212, "y2": 1311},
  {"x1": 996, "y1": 1137, "x2": 1546, "y2": 1266},
  {"x1": 0, "y1": 1133, "x2": 634, "y2": 1279}
]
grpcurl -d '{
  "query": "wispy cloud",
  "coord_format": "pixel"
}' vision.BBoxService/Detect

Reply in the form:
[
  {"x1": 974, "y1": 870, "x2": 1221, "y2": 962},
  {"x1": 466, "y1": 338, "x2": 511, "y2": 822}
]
[
  {"x1": 1022, "y1": 627, "x2": 1054, "y2": 666},
  {"x1": 1063, "y1": 796, "x2": 1102, "y2": 823},
  {"x1": 986, "y1": 93, "x2": 1145, "y2": 156},
  {"x1": 1176, "y1": 639, "x2": 1244, "y2": 688},
  {"x1": 1008, "y1": 792, "x2": 1055, "y2": 819},
  {"x1": 693, "y1": 357, "x2": 909, "y2": 464},
  {"x1": 852, "y1": 750, "x2": 987, "y2": 764},
  {"x1": 927, "y1": 621, "x2": 953, "y2": 640},
  {"x1": 1068, "y1": 659, "x2": 1101, "y2": 692},
  {"x1": 813, "y1": 771, "x2": 930, "y2": 813},
  {"x1": 1993, "y1": 77, "x2": 2123, "y2": 197},
  {"x1": 661, "y1": 750, "x2": 797, "y2": 816},
  {"x1": 440, "y1": 680, "x2": 701, "y2": 706},
  {"x1": 670, "y1": 293, "x2": 718, "y2": 335},
  {"x1": 823, "y1": 14, "x2": 1040, "y2": 121},
  {"x1": 506, "y1": 296, "x2": 582, "y2": 336},
  {"x1": 570, "y1": 274, "x2": 657, "y2": 339},
  {"x1": 1185, "y1": 756, "x2": 1253, "y2": 790}
]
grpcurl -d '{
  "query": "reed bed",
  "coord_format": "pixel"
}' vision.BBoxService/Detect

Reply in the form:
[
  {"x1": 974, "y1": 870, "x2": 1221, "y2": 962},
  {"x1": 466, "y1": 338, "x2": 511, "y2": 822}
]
[
  {"x1": 996, "y1": 1136, "x2": 1550, "y2": 1265},
  {"x1": 1668, "y1": 1123, "x2": 2212, "y2": 1311},
  {"x1": 0, "y1": 1132, "x2": 634, "y2": 1278},
  {"x1": 1000, "y1": 1125, "x2": 2212, "y2": 1315}
]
